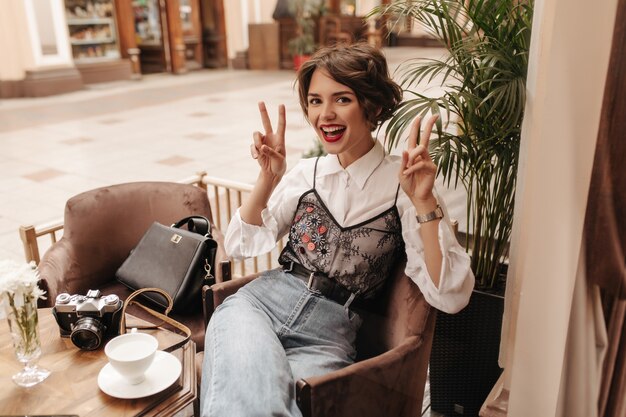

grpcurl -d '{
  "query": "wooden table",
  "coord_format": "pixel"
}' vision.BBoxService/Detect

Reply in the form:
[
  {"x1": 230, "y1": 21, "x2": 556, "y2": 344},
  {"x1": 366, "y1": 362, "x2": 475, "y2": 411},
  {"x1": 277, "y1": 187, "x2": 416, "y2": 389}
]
[{"x1": 0, "y1": 308, "x2": 197, "y2": 416}]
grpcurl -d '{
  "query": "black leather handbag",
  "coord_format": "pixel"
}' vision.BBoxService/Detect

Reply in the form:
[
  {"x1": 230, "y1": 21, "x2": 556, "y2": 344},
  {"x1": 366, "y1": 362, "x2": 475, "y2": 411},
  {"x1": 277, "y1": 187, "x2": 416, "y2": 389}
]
[{"x1": 116, "y1": 216, "x2": 218, "y2": 313}]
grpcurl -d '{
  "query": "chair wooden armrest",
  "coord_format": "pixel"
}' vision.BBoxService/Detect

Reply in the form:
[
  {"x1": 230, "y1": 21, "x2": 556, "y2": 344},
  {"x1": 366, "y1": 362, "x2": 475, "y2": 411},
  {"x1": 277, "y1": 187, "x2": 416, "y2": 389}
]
[
  {"x1": 296, "y1": 313, "x2": 435, "y2": 417},
  {"x1": 214, "y1": 259, "x2": 232, "y2": 284},
  {"x1": 202, "y1": 273, "x2": 261, "y2": 327}
]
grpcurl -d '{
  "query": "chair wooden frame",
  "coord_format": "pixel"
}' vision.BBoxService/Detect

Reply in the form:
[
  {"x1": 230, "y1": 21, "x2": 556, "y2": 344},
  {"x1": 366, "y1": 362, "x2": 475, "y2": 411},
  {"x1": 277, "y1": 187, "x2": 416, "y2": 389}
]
[
  {"x1": 201, "y1": 175, "x2": 286, "y2": 277},
  {"x1": 18, "y1": 172, "x2": 286, "y2": 277}
]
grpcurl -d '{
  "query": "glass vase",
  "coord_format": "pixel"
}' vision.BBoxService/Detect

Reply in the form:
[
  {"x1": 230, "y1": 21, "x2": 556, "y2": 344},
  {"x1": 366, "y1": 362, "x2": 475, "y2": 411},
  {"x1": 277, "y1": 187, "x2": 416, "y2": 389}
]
[{"x1": 3, "y1": 292, "x2": 50, "y2": 387}]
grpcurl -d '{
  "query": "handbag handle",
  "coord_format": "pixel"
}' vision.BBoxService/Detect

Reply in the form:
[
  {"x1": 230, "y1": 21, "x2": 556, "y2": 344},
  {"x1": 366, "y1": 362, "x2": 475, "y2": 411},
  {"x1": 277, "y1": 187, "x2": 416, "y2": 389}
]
[
  {"x1": 172, "y1": 215, "x2": 212, "y2": 237},
  {"x1": 119, "y1": 287, "x2": 192, "y2": 353}
]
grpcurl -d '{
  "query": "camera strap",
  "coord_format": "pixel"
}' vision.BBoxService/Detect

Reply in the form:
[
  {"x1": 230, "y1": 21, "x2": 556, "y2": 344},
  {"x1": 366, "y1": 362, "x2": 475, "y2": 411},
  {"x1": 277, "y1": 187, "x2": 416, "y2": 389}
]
[{"x1": 119, "y1": 287, "x2": 192, "y2": 353}]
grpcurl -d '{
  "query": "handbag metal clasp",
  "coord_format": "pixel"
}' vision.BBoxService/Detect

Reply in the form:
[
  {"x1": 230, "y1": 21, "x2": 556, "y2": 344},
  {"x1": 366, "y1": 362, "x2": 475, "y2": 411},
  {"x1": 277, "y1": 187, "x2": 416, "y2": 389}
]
[
  {"x1": 171, "y1": 234, "x2": 182, "y2": 243},
  {"x1": 204, "y1": 260, "x2": 213, "y2": 279}
]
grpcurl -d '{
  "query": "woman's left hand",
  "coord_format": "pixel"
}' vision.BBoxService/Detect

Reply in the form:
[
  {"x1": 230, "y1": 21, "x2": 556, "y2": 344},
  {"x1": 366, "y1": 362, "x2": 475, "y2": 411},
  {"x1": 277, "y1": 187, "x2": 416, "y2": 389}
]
[{"x1": 399, "y1": 114, "x2": 439, "y2": 204}]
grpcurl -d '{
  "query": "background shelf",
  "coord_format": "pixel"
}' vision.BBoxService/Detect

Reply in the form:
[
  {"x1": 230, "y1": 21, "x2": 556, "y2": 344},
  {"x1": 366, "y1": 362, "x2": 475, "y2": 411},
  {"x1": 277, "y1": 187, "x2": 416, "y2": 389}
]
[
  {"x1": 71, "y1": 38, "x2": 116, "y2": 45},
  {"x1": 67, "y1": 18, "x2": 113, "y2": 25}
]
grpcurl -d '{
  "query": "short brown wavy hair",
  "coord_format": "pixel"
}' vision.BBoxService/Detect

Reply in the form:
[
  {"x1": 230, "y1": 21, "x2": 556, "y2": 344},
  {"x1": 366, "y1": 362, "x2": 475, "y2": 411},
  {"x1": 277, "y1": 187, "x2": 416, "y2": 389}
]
[{"x1": 296, "y1": 43, "x2": 402, "y2": 131}]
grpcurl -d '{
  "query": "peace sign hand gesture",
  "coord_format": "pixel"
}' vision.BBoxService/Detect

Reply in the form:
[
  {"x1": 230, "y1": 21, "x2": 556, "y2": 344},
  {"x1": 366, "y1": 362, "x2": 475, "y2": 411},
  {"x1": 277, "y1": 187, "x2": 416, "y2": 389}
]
[
  {"x1": 251, "y1": 101, "x2": 287, "y2": 180},
  {"x1": 399, "y1": 114, "x2": 439, "y2": 205}
]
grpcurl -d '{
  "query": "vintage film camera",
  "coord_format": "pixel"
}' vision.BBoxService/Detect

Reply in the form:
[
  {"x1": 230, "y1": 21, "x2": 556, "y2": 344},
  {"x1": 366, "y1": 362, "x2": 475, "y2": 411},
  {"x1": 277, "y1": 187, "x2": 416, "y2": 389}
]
[{"x1": 52, "y1": 290, "x2": 123, "y2": 350}]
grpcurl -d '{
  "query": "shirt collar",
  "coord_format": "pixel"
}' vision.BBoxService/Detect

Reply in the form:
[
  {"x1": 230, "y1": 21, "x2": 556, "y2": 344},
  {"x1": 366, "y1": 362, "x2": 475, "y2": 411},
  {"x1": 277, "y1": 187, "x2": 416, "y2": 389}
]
[{"x1": 316, "y1": 140, "x2": 385, "y2": 190}]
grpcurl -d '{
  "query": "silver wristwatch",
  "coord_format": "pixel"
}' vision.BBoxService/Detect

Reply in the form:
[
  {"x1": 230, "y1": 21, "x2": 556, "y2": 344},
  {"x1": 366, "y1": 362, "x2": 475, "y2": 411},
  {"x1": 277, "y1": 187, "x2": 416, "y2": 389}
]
[{"x1": 416, "y1": 205, "x2": 444, "y2": 224}]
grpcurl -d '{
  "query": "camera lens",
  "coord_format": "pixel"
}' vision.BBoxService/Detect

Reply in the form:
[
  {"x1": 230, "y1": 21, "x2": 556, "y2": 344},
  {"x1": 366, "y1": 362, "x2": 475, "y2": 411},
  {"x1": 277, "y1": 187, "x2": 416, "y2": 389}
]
[{"x1": 70, "y1": 317, "x2": 106, "y2": 350}]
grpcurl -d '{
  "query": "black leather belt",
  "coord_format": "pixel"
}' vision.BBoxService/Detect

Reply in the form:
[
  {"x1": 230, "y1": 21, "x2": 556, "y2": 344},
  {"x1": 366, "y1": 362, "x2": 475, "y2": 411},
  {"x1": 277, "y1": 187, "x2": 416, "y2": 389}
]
[{"x1": 282, "y1": 262, "x2": 359, "y2": 309}]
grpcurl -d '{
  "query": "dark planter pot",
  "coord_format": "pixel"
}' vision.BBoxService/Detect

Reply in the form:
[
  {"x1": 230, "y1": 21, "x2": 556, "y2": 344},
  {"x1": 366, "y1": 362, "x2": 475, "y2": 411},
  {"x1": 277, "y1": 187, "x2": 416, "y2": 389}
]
[{"x1": 429, "y1": 289, "x2": 505, "y2": 416}]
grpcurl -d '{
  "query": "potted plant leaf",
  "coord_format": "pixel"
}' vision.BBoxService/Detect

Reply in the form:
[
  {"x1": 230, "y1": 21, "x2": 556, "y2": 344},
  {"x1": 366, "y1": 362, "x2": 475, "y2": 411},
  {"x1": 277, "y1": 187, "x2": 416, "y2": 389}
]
[
  {"x1": 373, "y1": 0, "x2": 534, "y2": 414},
  {"x1": 287, "y1": 0, "x2": 322, "y2": 70}
]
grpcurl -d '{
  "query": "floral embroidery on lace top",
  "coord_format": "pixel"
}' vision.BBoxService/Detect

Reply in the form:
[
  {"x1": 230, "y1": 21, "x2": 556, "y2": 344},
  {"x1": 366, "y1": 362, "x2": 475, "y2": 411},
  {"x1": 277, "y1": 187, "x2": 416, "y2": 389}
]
[{"x1": 279, "y1": 187, "x2": 404, "y2": 300}]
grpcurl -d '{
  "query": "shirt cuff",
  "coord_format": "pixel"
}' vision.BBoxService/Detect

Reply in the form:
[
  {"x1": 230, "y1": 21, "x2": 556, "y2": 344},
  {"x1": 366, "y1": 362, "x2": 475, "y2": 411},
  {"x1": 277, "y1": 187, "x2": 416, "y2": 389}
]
[
  {"x1": 402, "y1": 207, "x2": 474, "y2": 313},
  {"x1": 225, "y1": 209, "x2": 279, "y2": 259}
]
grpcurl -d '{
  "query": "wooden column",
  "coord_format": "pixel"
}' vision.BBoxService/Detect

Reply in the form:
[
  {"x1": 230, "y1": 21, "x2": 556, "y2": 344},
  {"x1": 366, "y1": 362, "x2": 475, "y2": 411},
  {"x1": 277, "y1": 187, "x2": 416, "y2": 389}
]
[
  {"x1": 200, "y1": 0, "x2": 228, "y2": 68},
  {"x1": 113, "y1": 0, "x2": 138, "y2": 58},
  {"x1": 113, "y1": 0, "x2": 141, "y2": 77},
  {"x1": 212, "y1": 0, "x2": 228, "y2": 67},
  {"x1": 164, "y1": 0, "x2": 187, "y2": 74},
  {"x1": 185, "y1": 0, "x2": 204, "y2": 69}
]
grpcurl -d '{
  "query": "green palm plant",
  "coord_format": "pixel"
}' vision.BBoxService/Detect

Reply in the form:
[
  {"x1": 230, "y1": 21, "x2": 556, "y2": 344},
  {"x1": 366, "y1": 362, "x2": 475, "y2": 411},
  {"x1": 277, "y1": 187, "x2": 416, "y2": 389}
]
[{"x1": 374, "y1": 0, "x2": 533, "y2": 290}]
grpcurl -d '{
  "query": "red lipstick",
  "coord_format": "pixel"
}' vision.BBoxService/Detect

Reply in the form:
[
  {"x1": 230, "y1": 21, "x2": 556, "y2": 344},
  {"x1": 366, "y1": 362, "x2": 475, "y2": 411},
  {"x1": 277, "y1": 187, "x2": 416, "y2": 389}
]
[{"x1": 320, "y1": 124, "x2": 346, "y2": 143}]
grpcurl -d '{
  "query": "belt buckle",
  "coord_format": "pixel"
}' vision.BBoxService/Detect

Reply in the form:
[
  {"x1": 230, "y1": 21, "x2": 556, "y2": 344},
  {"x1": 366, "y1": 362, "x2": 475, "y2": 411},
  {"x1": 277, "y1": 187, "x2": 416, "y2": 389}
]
[{"x1": 306, "y1": 272, "x2": 323, "y2": 295}]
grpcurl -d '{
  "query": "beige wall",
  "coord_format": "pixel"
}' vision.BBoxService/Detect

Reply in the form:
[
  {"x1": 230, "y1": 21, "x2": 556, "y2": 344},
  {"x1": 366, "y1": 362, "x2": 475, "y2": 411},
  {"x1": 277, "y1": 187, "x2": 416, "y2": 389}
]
[
  {"x1": 504, "y1": 0, "x2": 618, "y2": 414},
  {"x1": 0, "y1": 0, "x2": 75, "y2": 80},
  {"x1": 0, "y1": 0, "x2": 35, "y2": 79}
]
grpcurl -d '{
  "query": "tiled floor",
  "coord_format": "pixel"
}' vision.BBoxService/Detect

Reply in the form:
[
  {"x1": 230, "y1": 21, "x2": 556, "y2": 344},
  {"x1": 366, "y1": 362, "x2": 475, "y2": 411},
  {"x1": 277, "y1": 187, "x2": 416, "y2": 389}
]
[
  {"x1": 0, "y1": 68, "x2": 316, "y2": 260},
  {"x1": 0, "y1": 46, "x2": 458, "y2": 416}
]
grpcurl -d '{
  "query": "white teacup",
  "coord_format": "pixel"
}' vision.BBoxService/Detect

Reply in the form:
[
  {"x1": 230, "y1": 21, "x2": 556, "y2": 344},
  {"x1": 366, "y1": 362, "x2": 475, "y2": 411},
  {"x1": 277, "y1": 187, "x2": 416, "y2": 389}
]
[{"x1": 104, "y1": 330, "x2": 158, "y2": 385}]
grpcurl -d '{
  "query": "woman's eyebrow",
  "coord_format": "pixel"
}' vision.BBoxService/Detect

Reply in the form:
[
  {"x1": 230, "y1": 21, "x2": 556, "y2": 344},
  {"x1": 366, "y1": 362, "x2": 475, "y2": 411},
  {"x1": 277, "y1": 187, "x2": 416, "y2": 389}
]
[{"x1": 307, "y1": 91, "x2": 355, "y2": 96}]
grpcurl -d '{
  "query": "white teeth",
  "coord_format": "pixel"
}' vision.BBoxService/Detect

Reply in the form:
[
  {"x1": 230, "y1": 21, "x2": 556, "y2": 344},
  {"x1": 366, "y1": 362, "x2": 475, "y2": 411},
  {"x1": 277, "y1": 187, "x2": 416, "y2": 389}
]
[{"x1": 321, "y1": 126, "x2": 345, "y2": 133}]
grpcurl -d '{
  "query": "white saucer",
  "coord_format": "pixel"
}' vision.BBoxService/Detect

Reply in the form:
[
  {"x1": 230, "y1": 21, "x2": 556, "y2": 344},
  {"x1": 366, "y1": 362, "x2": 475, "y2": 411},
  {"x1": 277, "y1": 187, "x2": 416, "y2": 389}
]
[{"x1": 98, "y1": 350, "x2": 182, "y2": 399}]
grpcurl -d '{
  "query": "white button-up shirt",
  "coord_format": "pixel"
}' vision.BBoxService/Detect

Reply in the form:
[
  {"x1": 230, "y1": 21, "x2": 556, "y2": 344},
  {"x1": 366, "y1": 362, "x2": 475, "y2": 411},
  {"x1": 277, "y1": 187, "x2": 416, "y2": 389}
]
[{"x1": 225, "y1": 141, "x2": 474, "y2": 313}]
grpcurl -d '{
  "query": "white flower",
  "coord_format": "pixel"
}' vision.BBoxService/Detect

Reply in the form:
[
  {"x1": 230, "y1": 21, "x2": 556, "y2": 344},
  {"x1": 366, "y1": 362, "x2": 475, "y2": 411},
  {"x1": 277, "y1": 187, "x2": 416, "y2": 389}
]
[
  {"x1": 1, "y1": 260, "x2": 45, "y2": 358},
  {"x1": 0, "y1": 260, "x2": 46, "y2": 302}
]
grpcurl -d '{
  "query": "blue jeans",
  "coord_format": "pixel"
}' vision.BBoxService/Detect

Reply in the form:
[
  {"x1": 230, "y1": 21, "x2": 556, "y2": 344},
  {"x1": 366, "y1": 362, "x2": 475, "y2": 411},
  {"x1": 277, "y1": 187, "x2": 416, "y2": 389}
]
[{"x1": 200, "y1": 267, "x2": 363, "y2": 417}]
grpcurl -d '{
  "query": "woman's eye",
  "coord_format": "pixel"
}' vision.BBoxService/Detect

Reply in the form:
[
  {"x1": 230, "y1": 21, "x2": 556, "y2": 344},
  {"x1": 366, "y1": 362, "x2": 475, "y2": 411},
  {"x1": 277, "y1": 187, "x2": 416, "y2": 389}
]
[
  {"x1": 309, "y1": 98, "x2": 321, "y2": 105},
  {"x1": 337, "y1": 97, "x2": 351, "y2": 104}
]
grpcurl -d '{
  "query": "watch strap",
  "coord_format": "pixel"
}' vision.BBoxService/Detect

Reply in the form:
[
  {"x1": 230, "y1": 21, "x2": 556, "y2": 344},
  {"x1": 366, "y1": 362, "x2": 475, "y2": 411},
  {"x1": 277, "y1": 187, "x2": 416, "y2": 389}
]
[{"x1": 416, "y1": 205, "x2": 444, "y2": 224}]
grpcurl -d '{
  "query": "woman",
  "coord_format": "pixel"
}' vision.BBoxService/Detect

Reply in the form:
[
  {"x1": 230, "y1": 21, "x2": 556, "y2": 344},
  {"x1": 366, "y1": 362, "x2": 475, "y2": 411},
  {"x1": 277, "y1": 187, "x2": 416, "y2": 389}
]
[{"x1": 200, "y1": 43, "x2": 474, "y2": 417}]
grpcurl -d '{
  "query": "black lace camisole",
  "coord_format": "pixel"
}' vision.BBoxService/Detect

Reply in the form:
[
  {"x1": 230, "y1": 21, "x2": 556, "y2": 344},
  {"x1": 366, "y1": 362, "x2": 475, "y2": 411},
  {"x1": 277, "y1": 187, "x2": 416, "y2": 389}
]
[{"x1": 278, "y1": 158, "x2": 405, "y2": 300}]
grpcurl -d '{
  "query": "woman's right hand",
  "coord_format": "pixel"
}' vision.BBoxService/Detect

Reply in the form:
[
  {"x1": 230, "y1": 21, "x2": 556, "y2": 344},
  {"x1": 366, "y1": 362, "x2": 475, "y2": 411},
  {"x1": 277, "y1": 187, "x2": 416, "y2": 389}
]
[{"x1": 251, "y1": 101, "x2": 286, "y2": 180}]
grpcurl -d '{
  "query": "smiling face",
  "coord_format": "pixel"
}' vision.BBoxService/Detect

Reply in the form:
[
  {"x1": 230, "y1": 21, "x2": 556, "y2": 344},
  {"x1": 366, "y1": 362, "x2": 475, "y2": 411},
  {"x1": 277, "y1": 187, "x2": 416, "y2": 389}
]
[{"x1": 307, "y1": 69, "x2": 374, "y2": 168}]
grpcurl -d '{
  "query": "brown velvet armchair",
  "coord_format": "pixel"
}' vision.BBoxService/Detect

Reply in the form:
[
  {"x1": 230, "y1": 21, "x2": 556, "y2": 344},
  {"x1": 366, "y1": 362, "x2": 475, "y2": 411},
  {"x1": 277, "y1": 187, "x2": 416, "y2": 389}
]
[
  {"x1": 36, "y1": 181, "x2": 229, "y2": 351},
  {"x1": 199, "y1": 260, "x2": 437, "y2": 417}
]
